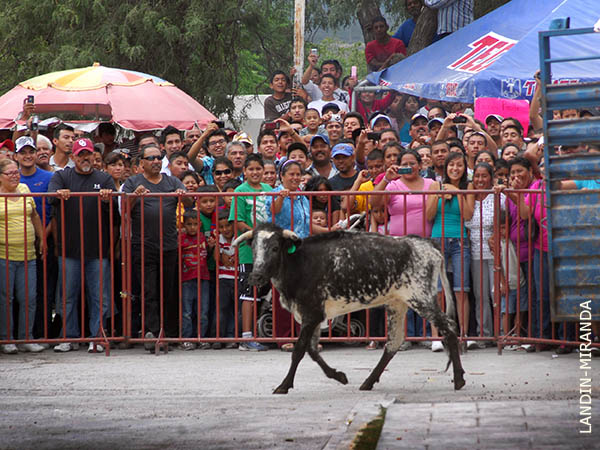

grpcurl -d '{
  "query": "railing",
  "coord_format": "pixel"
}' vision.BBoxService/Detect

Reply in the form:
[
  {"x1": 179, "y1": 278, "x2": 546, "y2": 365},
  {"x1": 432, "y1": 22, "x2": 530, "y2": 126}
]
[{"x1": 0, "y1": 189, "x2": 594, "y2": 356}]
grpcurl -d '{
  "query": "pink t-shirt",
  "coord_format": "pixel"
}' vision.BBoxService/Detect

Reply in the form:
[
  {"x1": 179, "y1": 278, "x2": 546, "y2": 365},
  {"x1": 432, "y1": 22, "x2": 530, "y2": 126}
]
[
  {"x1": 524, "y1": 179, "x2": 548, "y2": 252},
  {"x1": 386, "y1": 178, "x2": 433, "y2": 237}
]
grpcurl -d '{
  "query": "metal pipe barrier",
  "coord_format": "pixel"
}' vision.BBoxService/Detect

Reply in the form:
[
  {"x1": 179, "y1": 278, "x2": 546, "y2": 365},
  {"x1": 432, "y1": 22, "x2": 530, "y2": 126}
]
[{"x1": 0, "y1": 189, "x2": 596, "y2": 356}]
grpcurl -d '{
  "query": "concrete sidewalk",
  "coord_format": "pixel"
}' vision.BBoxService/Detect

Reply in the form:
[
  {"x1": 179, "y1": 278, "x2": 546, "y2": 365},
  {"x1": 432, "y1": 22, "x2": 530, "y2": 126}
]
[{"x1": 0, "y1": 344, "x2": 597, "y2": 449}]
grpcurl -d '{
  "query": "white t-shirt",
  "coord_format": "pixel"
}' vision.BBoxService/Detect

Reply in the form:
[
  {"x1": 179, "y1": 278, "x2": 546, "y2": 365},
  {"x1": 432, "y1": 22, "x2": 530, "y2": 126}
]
[
  {"x1": 307, "y1": 99, "x2": 348, "y2": 115},
  {"x1": 303, "y1": 81, "x2": 349, "y2": 104}
]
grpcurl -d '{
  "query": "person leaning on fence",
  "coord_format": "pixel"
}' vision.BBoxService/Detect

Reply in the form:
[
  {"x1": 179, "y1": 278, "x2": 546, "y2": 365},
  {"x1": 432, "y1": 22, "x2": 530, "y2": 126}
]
[
  {"x1": 464, "y1": 162, "x2": 505, "y2": 349},
  {"x1": 179, "y1": 210, "x2": 213, "y2": 351},
  {"x1": 121, "y1": 143, "x2": 189, "y2": 353},
  {"x1": 214, "y1": 209, "x2": 238, "y2": 349},
  {"x1": 48, "y1": 138, "x2": 119, "y2": 354},
  {"x1": 371, "y1": 149, "x2": 434, "y2": 350},
  {"x1": 426, "y1": 151, "x2": 474, "y2": 349},
  {"x1": 228, "y1": 154, "x2": 273, "y2": 351},
  {"x1": 0, "y1": 158, "x2": 46, "y2": 354},
  {"x1": 15, "y1": 136, "x2": 54, "y2": 342}
]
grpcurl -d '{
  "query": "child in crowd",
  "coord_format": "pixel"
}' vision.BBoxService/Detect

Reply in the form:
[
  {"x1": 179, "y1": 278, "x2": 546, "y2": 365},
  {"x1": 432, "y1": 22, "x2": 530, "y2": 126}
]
[
  {"x1": 494, "y1": 159, "x2": 509, "y2": 186},
  {"x1": 222, "y1": 178, "x2": 242, "y2": 211},
  {"x1": 492, "y1": 211, "x2": 528, "y2": 341},
  {"x1": 262, "y1": 160, "x2": 278, "y2": 188},
  {"x1": 229, "y1": 154, "x2": 273, "y2": 351},
  {"x1": 264, "y1": 70, "x2": 292, "y2": 121},
  {"x1": 300, "y1": 108, "x2": 326, "y2": 145},
  {"x1": 196, "y1": 185, "x2": 219, "y2": 345},
  {"x1": 370, "y1": 203, "x2": 388, "y2": 234},
  {"x1": 180, "y1": 210, "x2": 213, "y2": 350},
  {"x1": 214, "y1": 209, "x2": 238, "y2": 348},
  {"x1": 312, "y1": 208, "x2": 328, "y2": 229}
]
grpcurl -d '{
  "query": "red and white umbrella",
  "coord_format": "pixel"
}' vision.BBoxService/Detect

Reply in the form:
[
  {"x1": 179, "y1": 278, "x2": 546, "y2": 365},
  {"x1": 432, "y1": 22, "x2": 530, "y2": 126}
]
[{"x1": 0, "y1": 63, "x2": 216, "y2": 131}]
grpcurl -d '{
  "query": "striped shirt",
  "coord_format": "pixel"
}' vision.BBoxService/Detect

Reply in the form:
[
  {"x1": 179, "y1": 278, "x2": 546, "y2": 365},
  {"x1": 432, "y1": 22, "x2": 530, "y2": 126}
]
[
  {"x1": 217, "y1": 234, "x2": 236, "y2": 279},
  {"x1": 425, "y1": 0, "x2": 473, "y2": 35}
]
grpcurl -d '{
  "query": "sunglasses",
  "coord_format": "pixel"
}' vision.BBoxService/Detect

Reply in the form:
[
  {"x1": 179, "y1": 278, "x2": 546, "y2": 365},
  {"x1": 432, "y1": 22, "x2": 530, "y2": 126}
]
[
  {"x1": 142, "y1": 155, "x2": 161, "y2": 161},
  {"x1": 214, "y1": 169, "x2": 232, "y2": 176}
]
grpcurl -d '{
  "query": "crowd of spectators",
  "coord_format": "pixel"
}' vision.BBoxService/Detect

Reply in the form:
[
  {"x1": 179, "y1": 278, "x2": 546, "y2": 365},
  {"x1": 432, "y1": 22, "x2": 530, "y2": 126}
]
[{"x1": 1, "y1": 0, "x2": 598, "y2": 356}]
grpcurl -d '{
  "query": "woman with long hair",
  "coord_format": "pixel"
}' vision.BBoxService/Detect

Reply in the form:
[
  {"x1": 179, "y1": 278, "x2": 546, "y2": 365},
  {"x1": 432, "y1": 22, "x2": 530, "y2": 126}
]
[{"x1": 426, "y1": 152, "x2": 474, "y2": 350}]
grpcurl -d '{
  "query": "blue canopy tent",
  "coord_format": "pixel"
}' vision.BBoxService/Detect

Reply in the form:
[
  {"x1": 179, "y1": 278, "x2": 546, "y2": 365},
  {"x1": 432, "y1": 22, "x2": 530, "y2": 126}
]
[{"x1": 367, "y1": 0, "x2": 600, "y2": 102}]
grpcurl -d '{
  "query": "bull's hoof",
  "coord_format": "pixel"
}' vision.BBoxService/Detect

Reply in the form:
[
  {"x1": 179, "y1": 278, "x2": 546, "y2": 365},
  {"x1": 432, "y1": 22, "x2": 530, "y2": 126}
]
[
  {"x1": 359, "y1": 381, "x2": 374, "y2": 391},
  {"x1": 453, "y1": 375, "x2": 466, "y2": 391},
  {"x1": 273, "y1": 384, "x2": 291, "y2": 394},
  {"x1": 335, "y1": 371, "x2": 348, "y2": 385}
]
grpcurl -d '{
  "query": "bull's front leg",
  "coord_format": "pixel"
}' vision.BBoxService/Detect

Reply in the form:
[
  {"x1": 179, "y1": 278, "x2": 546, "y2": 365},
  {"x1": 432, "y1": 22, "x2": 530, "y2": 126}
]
[
  {"x1": 273, "y1": 320, "x2": 320, "y2": 394},
  {"x1": 307, "y1": 325, "x2": 348, "y2": 385}
]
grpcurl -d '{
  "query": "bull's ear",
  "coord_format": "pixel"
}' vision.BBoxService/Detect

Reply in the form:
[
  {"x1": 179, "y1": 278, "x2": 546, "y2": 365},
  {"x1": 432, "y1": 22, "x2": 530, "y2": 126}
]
[{"x1": 283, "y1": 236, "x2": 302, "y2": 254}]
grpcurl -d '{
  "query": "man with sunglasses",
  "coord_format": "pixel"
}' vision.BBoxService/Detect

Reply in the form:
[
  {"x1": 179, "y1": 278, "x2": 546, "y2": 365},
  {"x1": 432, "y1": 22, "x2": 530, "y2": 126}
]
[{"x1": 122, "y1": 144, "x2": 189, "y2": 352}]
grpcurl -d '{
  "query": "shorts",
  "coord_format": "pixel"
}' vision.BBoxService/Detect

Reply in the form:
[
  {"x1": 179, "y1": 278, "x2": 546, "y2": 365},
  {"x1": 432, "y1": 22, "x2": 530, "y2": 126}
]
[
  {"x1": 238, "y1": 264, "x2": 271, "y2": 302},
  {"x1": 433, "y1": 237, "x2": 471, "y2": 293}
]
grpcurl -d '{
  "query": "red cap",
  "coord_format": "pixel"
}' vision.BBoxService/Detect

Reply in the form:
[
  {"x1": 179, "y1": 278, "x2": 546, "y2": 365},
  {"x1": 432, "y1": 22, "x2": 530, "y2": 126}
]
[
  {"x1": 72, "y1": 138, "x2": 94, "y2": 155},
  {"x1": 0, "y1": 139, "x2": 14, "y2": 152}
]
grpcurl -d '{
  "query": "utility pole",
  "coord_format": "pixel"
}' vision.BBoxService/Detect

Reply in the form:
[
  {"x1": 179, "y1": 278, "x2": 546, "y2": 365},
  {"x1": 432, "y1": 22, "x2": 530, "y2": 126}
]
[{"x1": 293, "y1": 0, "x2": 305, "y2": 87}]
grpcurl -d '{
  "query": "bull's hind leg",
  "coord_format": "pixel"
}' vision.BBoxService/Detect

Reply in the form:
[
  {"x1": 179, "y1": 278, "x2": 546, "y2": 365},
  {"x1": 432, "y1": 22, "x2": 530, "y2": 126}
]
[
  {"x1": 273, "y1": 320, "x2": 320, "y2": 395},
  {"x1": 360, "y1": 303, "x2": 408, "y2": 391},
  {"x1": 307, "y1": 326, "x2": 348, "y2": 385},
  {"x1": 414, "y1": 301, "x2": 466, "y2": 391}
]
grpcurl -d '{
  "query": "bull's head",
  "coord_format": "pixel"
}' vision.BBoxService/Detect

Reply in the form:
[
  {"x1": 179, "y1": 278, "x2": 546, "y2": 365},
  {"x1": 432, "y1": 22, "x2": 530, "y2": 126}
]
[{"x1": 232, "y1": 224, "x2": 301, "y2": 286}]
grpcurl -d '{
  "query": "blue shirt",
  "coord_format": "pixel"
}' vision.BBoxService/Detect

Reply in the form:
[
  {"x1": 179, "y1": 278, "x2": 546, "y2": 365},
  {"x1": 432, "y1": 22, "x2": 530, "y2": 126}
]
[
  {"x1": 392, "y1": 18, "x2": 416, "y2": 48},
  {"x1": 201, "y1": 156, "x2": 215, "y2": 185},
  {"x1": 20, "y1": 168, "x2": 53, "y2": 224},
  {"x1": 264, "y1": 186, "x2": 311, "y2": 238},
  {"x1": 574, "y1": 179, "x2": 600, "y2": 190}
]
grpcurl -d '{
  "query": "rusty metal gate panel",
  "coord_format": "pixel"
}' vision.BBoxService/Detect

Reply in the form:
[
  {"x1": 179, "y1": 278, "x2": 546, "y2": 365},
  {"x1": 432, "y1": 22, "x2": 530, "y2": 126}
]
[{"x1": 539, "y1": 26, "x2": 600, "y2": 320}]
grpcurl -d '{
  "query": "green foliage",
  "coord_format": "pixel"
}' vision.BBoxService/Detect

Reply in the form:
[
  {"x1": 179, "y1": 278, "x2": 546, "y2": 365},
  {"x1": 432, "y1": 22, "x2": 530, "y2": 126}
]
[
  {"x1": 307, "y1": 38, "x2": 368, "y2": 80},
  {"x1": 0, "y1": 0, "x2": 294, "y2": 119}
]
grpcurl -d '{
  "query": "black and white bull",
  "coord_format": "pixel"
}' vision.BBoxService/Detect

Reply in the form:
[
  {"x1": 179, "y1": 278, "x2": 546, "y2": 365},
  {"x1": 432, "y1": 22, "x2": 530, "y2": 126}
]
[{"x1": 233, "y1": 223, "x2": 466, "y2": 394}]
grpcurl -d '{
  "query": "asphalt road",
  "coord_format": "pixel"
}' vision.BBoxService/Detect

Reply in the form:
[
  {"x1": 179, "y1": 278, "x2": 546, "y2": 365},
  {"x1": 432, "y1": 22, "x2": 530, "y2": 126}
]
[{"x1": 0, "y1": 344, "x2": 598, "y2": 449}]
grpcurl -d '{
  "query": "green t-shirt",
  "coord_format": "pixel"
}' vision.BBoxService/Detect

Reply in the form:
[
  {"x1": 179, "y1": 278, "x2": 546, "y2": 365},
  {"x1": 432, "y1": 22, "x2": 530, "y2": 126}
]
[
  {"x1": 199, "y1": 211, "x2": 216, "y2": 270},
  {"x1": 228, "y1": 182, "x2": 272, "y2": 264}
]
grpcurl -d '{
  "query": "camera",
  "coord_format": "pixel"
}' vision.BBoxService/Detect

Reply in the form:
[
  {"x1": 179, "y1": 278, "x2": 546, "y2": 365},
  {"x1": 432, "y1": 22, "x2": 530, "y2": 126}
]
[
  {"x1": 367, "y1": 132, "x2": 381, "y2": 141},
  {"x1": 452, "y1": 116, "x2": 467, "y2": 124},
  {"x1": 264, "y1": 121, "x2": 279, "y2": 131},
  {"x1": 26, "y1": 95, "x2": 34, "y2": 104},
  {"x1": 397, "y1": 167, "x2": 412, "y2": 174},
  {"x1": 310, "y1": 48, "x2": 318, "y2": 56}
]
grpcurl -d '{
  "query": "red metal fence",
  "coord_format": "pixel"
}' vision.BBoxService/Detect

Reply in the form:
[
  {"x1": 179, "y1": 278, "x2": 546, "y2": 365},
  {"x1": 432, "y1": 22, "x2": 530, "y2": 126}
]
[{"x1": 0, "y1": 189, "x2": 593, "y2": 355}]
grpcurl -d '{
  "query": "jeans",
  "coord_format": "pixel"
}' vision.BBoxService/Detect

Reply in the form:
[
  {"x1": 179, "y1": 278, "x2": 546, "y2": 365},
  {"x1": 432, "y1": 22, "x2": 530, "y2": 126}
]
[
  {"x1": 471, "y1": 259, "x2": 494, "y2": 337},
  {"x1": 0, "y1": 259, "x2": 36, "y2": 340},
  {"x1": 433, "y1": 237, "x2": 471, "y2": 292},
  {"x1": 406, "y1": 308, "x2": 431, "y2": 338},
  {"x1": 502, "y1": 262, "x2": 531, "y2": 315},
  {"x1": 57, "y1": 257, "x2": 110, "y2": 338},
  {"x1": 181, "y1": 279, "x2": 210, "y2": 338},
  {"x1": 217, "y1": 278, "x2": 236, "y2": 338}
]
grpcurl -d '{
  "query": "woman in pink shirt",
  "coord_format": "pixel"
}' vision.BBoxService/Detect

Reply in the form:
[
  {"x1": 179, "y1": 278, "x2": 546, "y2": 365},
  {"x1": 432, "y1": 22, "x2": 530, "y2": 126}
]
[{"x1": 370, "y1": 149, "x2": 433, "y2": 348}]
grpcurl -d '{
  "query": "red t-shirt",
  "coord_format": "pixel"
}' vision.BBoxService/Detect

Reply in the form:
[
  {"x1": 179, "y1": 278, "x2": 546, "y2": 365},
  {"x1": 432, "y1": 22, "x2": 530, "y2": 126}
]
[
  {"x1": 365, "y1": 38, "x2": 407, "y2": 64},
  {"x1": 180, "y1": 232, "x2": 209, "y2": 282}
]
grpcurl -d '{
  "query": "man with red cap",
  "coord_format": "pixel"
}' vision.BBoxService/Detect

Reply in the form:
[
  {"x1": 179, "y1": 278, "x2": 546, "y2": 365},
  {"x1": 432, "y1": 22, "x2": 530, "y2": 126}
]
[
  {"x1": 0, "y1": 139, "x2": 14, "y2": 160},
  {"x1": 48, "y1": 138, "x2": 119, "y2": 353}
]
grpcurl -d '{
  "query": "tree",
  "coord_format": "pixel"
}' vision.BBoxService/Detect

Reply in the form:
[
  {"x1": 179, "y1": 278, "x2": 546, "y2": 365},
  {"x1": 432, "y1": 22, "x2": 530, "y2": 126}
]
[{"x1": 0, "y1": 0, "x2": 294, "y2": 118}]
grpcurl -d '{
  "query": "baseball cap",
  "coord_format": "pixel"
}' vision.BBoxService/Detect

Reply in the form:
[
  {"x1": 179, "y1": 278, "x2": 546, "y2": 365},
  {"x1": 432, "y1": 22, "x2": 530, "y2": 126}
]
[
  {"x1": 0, "y1": 139, "x2": 14, "y2": 152},
  {"x1": 322, "y1": 102, "x2": 341, "y2": 114},
  {"x1": 428, "y1": 118, "x2": 444, "y2": 129},
  {"x1": 331, "y1": 143, "x2": 354, "y2": 158},
  {"x1": 15, "y1": 136, "x2": 36, "y2": 152},
  {"x1": 233, "y1": 131, "x2": 253, "y2": 146},
  {"x1": 370, "y1": 114, "x2": 392, "y2": 129},
  {"x1": 410, "y1": 113, "x2": 428, "y2": 125},
  {"x1": 72, "y1": 138, "x2": 95, "y2": 155},
  {"x1": 485, "y1": 114, "x2": 504, "y2": 124},
  {"x1": 309, "y1": 134, "x2": 330, "y2": 147}
]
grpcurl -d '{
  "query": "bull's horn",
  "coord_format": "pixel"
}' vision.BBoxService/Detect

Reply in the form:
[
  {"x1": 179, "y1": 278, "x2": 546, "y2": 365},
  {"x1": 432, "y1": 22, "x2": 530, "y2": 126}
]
[
  {"x1": 232, "y1": 230, "x2": 254, "y2": 247},
  {"x1": 282, "y1": 229, "x2": 300, "y2": 241}
]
